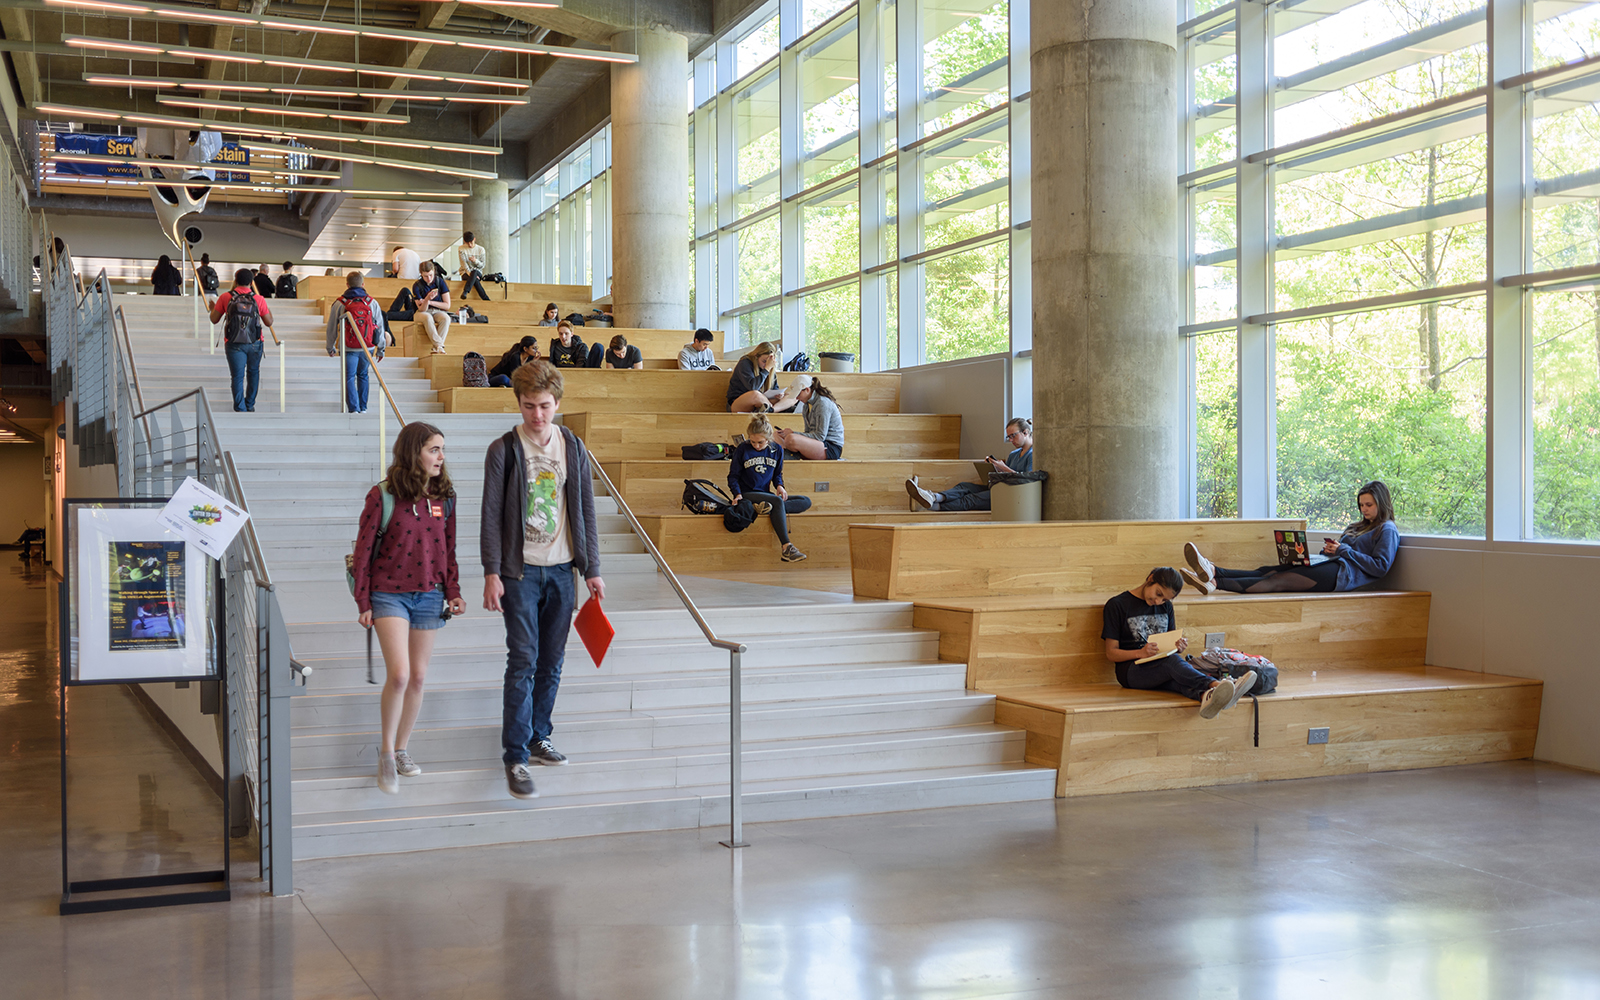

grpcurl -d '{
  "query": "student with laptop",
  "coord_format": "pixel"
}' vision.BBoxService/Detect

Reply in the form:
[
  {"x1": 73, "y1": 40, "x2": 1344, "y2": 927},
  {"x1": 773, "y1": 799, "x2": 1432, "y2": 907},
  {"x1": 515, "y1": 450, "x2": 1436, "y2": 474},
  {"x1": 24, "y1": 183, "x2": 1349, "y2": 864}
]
[
  {"x1": 1181, "y1": 480, "x2": 1400, "y2": 594},
  {"x1": 905, "y1": 417, "x2": 1032, "y2": 511},
  {"x1": 1104, "y1": 567, "x2": 1256, "y2": 719}
]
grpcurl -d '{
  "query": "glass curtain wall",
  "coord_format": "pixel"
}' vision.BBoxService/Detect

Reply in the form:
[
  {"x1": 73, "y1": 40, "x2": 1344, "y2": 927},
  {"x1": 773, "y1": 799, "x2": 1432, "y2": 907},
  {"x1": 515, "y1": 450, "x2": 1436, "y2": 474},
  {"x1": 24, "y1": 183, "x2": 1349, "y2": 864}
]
[
  {"x1": 509, "y1": 127, "x2": 612, "y2": 302},
  {"x1": 695, "y1": 0, "x2": 1028, "y2": 370},
  {"x1": 1183, "y1": 0, "x2": 1600, "y2": 543}
]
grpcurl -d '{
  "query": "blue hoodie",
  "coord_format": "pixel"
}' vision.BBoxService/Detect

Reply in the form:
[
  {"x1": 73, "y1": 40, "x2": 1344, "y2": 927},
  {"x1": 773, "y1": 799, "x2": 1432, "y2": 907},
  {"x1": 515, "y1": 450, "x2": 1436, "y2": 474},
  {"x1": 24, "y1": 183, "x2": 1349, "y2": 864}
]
[
  {"x1": 728, "y1": 440, "x2": 784, "y2": 496},
  {"x1": 1333, "y1": 520, "x2": 1400, "y2": 591}
]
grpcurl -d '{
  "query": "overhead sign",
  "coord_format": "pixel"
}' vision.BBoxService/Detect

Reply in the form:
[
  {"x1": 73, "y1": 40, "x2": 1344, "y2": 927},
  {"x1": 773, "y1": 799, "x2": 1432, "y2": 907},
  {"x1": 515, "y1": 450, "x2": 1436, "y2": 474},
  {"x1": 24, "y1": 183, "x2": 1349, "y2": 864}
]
[{"x1": 53, "y1": 132, "x2": 252, "y2": 181}]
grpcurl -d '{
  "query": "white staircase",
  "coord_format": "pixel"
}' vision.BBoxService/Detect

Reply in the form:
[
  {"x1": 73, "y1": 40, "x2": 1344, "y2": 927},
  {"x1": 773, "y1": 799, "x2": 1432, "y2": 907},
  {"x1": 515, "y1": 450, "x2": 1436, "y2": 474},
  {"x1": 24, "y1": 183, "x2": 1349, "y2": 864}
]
[{"x1": 119, "y1": 294, "x2": 1055, "y2": 859}]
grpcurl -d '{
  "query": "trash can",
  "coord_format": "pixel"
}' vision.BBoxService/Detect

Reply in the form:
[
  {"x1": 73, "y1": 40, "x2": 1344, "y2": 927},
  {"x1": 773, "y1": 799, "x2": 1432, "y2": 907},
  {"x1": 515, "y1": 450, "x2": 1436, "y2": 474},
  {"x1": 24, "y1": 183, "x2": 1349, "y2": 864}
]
[
  {"x1": 818, "y1": 351, "x2": 856, "y2": 373},
  {"x1": 989, "y1": 479, "x2": 1042, "y2": 522}
]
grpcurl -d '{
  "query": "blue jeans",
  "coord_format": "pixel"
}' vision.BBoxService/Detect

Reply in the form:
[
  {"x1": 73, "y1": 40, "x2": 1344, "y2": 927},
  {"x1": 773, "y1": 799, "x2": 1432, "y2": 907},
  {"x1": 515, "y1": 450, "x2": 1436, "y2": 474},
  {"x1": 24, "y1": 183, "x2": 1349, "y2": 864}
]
[
  {"x1": 500, "y1": 562, "x2": 576, "y2": 763},
  {"x1": 226, "y1": 341, "x2": 263, "y2": 412},
  {"x1": 344, "y1": 349, "x2": 370, "y2": 412}
]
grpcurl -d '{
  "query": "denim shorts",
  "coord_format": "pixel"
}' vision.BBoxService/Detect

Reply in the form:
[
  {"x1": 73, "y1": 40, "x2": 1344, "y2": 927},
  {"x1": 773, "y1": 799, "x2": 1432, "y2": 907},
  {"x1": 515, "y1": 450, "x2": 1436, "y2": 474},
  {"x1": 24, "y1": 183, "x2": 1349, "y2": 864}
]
[{"x1": 368, "y1": 586, "x2": 447, "y2": 630}]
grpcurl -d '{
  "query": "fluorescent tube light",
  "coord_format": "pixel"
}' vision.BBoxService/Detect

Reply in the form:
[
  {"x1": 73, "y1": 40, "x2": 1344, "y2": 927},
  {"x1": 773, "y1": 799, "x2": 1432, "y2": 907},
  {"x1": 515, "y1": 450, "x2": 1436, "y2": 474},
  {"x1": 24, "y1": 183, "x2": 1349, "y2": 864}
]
[
  {"x1": 156, "y1": 95, "x2": 410, "y2": 125},
  {"x1": 240, "y1": 141, "x2": 496, "y2": 180},
  {"x1": 49, "y1": 153, "x2": 343, "y2": 179}
]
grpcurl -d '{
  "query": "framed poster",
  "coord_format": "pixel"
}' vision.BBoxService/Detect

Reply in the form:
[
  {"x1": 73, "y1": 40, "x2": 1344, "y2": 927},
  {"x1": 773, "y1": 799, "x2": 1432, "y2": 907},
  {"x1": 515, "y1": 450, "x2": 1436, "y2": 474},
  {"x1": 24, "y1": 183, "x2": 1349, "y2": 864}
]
[{"x1": 67, "y1": 499, "x2": 216, "y2": 683}]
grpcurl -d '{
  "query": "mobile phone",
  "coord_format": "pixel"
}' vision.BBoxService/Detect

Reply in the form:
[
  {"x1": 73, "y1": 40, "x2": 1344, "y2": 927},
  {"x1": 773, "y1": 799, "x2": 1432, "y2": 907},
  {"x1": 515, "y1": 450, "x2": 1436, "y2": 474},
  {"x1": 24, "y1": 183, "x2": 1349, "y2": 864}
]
[{"x1": 440, "y1": 606, "x2": 454, "y2": 621}]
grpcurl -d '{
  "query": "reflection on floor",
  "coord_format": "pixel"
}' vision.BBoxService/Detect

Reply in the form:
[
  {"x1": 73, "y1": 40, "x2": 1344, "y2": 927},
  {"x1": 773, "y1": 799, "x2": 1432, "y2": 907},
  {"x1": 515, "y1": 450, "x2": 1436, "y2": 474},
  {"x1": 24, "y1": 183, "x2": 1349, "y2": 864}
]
[{"x1": 5, "y1": 554, "x2": 1600, "y2": 998}]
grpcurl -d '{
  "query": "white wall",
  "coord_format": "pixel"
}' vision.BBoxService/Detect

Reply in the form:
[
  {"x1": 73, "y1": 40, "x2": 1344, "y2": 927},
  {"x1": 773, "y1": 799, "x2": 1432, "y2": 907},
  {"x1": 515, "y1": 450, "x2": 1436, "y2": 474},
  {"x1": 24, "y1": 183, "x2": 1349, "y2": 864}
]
[
  {"x1": 0, "y1": 443, "x2": 47, "y2": 545},
  {"x1": 1389, "y1": 536, "x2": 1600, "y2": 772},
  {"x1": 897, "y1": 353, "x2": 1014, "y2": 460}
]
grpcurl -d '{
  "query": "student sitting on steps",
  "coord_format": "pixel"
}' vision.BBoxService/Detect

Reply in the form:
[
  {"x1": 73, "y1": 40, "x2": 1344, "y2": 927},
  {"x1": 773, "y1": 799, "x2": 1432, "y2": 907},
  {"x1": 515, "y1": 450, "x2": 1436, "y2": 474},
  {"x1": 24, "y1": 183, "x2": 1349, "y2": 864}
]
[
  {"x1": 726, "y1": 342, "x2": 804, "y2": 413},
  {"x1": 538, "y1": 302, "x2": 560, "y2": 327},
  {"x1": 906, "y1": 417, "x2": 1032, "y2": 511},
  {"x1": 679, "y1": 328, "x2": 719, "y2": 370},
  {"x1": 773, "y1": 374, "x2": 844, "y2": 460},
  {"x1": 728, "y1": 414, "x2": 809, "y2": 563},
  {"x1": 489, "y1": 336, "x2": 541, "y2": 388},
  {"x1": 1182, "y1": 480, "x2": 1400, "y2": 595},
  {"x1": 548, "y1": 321, "x2": 587, "y2": 368},
  {"x1": 1104, "y1": 567, "x2": 1256, "y2": 719}
]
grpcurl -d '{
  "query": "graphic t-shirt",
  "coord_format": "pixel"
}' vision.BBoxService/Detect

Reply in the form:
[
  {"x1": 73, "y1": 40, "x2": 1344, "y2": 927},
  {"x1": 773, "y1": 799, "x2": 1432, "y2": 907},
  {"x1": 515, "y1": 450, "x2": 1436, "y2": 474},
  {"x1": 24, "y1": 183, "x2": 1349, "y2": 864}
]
[
  {"x1": 1101, "y1": 590, "x2": 1177, "y2": 659},
  {"x1": 517, "y1": 425, "x2": 572, "y2": 567}
]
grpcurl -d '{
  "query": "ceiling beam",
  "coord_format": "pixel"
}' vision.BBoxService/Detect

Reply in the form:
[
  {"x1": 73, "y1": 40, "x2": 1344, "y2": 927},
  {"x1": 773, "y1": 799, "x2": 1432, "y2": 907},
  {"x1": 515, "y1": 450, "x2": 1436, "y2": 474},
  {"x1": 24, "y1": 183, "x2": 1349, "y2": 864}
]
[
  {"x1": 203, "y1": 0, "x2": 270, "y2": 106},
  {"x1": 0, "y1": 8, "x2": 44, "y2": 106},
  {"x1": 370, "y1": 2, "x2": 461, "y2": 116}
]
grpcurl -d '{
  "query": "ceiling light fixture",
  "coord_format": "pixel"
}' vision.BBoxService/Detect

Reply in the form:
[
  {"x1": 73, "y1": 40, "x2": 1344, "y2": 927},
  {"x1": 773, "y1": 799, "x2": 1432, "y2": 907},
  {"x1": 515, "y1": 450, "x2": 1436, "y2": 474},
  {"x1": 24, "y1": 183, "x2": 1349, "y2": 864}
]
[
  {"x1": 50, "y1": 177, "x2": 470, "y2": 198},
  {"x1": 35, "y1": 103, "x2": 504, "y2": 157},
  {"x1": 240, "y1": 141, "x2": 496, "y2": 180},
  {"x1": 83, "y1": 75, "x2": 534, "y2": 104},
  {"x1": 156, "y1": 95, "x2": 409, "y2": 125},
  {"x1": 61, "y1": 35, "x2": 535, "y2": 87}
]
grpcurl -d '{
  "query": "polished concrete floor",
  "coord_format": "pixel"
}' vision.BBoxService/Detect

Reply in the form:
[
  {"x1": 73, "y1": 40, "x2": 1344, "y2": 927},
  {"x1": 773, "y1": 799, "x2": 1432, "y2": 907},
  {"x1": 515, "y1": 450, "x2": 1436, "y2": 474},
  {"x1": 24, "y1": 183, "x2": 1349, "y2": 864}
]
[{"x1": 4, "y1": 556, "x2": 1600, "y2": 998}]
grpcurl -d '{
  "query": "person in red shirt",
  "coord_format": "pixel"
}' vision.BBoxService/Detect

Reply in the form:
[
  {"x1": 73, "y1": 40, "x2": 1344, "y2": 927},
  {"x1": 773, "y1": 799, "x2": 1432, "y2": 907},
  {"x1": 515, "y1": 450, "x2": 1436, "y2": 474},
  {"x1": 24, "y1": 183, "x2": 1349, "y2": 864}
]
[
  {"x1": 209, "y1": 269, "x2": 274, "y2": 412},
  {"x1": 351, "y1": 421, "x2": 466, "y2": 793}
]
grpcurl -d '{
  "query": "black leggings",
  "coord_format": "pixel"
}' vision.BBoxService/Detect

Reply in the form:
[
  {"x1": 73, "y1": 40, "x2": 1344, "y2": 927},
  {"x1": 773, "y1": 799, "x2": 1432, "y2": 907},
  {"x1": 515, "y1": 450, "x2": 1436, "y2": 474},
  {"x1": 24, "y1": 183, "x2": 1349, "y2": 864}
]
[
  {"x1": 460, "y1": 271, "x2": 491, "y2": 301},
  {"x1": 386, "y1": 289, "x2": 416, "y2": 323},
  {"x1": 740, "y1": 492, "x2": 812, "y2": 545},
  {"x1": 1215, "y1": 561, "x2": 1339, "y2": 593}
]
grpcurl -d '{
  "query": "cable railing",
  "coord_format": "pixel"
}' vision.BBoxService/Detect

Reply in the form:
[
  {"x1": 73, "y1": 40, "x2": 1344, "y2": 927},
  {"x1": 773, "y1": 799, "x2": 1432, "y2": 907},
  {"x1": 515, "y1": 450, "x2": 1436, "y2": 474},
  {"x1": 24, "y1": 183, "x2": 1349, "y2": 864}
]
[
  {"x1": 588, "y1": 462, "x2": 751, "y2": 848},
  {"x1": 181, "y1": 242, "x2": 288, "y2": 412},
  {"x1": 44, "y1": 233, "x2": 305, "y2": 897}
]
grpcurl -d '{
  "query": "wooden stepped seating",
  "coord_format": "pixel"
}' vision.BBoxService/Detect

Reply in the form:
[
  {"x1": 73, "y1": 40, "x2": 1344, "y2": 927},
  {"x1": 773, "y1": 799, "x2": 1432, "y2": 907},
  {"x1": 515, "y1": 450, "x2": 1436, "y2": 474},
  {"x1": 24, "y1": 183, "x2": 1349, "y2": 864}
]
[
  {"x1": 640, "y1": 354, "x2": 746, "y2": 370},
  {"x1": 605, "y1": 459, "x2": 978, "y2": 513},
  {"x1": 417, "y1": 333, "x2": 727, "y2": 385},
  {"x1": 847, "y1": 522, "x2": 1543, "y2": 797},
  {"x1": 850, "y1": 519, "x2": 1309, "y2": 600},
  {"x1": 300, "y1": 276, "x2": 591, "y2": 304},
  {"x1": 564, "y1": 412, "x2": 962, "y2": 461},
  {"x1": 639, "y1": 511, "x2": 991, "y2": 570},
  {"x1": 316, "y1": 298, "x2": 595, "y2": 328},
  {"x1": 437, "y1": 369, "x2": 899, "y2": 413},
  {"x1": 401, "y1": 325, "x2": 697, "y2": 361}
]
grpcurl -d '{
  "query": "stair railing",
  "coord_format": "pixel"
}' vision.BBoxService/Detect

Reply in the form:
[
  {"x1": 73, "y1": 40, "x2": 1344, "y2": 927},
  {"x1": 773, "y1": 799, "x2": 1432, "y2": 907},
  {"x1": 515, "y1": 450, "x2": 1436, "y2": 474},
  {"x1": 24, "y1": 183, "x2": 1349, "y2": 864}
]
[
  {"x1": 182, "y1": 242, "x2": 287, "y2": 412},
  {"x1": 340, "y1": 315, "x2": 407, "y2": 465},
  {"x1": 588, "y1": 462, "x2": 752, "y2": 849}
]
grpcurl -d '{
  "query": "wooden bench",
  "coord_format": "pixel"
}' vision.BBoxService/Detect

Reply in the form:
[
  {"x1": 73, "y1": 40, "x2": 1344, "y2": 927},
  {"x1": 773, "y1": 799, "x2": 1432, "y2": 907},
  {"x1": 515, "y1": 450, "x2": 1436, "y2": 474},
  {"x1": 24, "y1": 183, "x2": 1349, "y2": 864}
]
[
  {"x1": 437, "y1": 369, "x2": 898, "y2": 412},
  {"x1": 849, "y1": 519, "x2": 1308, "y2": 600},
  {"x1": 605, "y1": 459, "x2": 979, "y2": 513},
  {"x1": 564, "y1": 412, "x2": 963, "y2": 461},
  {"x1": 301, "y1": 276, "x2": 591, "y2": 304},
  {"x1": 316, "y1": 298, "x2": 595, "y2": 327},
  {"x1": 401, "y1": 325, "x2": 696, "y2": 360},
  {"x1": 909, "y1": 591, "x2": 1541, "y2": 796},
  {"x1": 637, "y1": 511, "x2": 991, "y2": 570},
  {"x1": 419, "y1": 339, "x2": 730, "y2": 387}
]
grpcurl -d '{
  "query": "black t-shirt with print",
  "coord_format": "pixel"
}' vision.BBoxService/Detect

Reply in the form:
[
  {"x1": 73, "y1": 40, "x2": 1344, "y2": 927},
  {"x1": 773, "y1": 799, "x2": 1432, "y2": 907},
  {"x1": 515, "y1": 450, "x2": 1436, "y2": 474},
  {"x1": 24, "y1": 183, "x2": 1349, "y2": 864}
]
[{"x1": 1101, "y1": 590, "x2": 1176, "y2": 655}]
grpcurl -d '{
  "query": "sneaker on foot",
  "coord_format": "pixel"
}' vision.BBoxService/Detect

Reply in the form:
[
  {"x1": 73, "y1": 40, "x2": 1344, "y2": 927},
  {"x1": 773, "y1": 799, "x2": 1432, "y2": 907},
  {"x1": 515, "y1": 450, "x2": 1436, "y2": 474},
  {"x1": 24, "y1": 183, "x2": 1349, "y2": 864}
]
[
  {"x1": 393, "y1": 748, "x2": 422, "y2": 777},
  {"x1": 377, "y1": 752, "x2": 399, "y2": 794},
  {"x1": 1224, "y1": 670, "x2": 1258, "y2": 710},
  {"x1": 1179, "y1": 567, "x2": 1216, "y2": 596},
  {"x1": 1184, "y1": 542, "x2": 1217, "y2": 585},
  {"x1": 529, "y1": 739, "x2": 568, "y2": 766},
  {"x1": 506, "y1": 762, "x2": 539, "y2": 799},
  {"x1": 1199, "y1": 678, "x2": 1235, "y2": 719},
  {"x1": 905, "y1": 478, "x2": 936, "y2": 510},
  {"x1": 780, "y1": 543, "x2": 808, "y2": 563}
]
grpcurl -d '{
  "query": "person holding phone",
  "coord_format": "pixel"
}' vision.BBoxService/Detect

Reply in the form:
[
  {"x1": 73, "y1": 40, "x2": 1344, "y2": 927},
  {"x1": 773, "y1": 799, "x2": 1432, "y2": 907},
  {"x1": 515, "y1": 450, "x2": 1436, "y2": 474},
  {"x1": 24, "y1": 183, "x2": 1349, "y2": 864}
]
[
  {"x1": 1181, "y1": 481, "x2": 1401, "y2": 594},
  {"x1": 905, "y1": 417, "x2": 1032, "y2": 511},
  {"x1": 412, "y1": 260, "x2": 453, "y2": 354}
]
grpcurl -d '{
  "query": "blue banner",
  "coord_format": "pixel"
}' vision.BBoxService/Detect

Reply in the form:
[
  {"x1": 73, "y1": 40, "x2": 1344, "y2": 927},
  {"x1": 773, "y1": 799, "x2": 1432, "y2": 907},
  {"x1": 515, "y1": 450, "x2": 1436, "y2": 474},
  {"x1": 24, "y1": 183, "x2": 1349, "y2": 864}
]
[{"x1": 54, "y1": 133, "x2": 251, "y2": 182}]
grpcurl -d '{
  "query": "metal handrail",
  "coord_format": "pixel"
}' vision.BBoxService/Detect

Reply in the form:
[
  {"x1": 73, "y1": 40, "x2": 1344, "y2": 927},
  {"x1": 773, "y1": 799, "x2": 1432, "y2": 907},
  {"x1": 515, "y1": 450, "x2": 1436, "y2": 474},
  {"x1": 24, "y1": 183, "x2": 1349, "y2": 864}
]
[
  {"x1": 343, "y1": 315, "x2": 406, "y2": 424},
  {"x1": 588, "y1": 460, "x2": 750, "y2": 848}
]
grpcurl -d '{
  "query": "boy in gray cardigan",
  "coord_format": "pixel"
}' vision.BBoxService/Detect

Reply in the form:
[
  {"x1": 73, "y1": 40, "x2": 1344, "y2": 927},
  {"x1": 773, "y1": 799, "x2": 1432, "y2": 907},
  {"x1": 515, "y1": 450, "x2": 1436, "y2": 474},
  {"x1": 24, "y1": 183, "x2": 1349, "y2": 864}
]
[{"x1": 480, "y1": 361, "x2": 605, "y2": 800}]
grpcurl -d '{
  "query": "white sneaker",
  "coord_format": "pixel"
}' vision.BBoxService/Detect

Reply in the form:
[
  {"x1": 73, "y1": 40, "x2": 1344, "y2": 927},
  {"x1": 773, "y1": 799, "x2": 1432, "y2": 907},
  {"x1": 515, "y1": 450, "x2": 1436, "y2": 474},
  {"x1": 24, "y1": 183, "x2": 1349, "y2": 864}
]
[
  {"x1": 393, "y1": 748, "x2": 422, "y2": 777},
  {"x1": 377, "y1": 752, "x2": 399, "y2": 794},
  {"x1": 1224, "y1": 670, "x2": 1258, "y2": 710},
  {"x1": 1184, "y1": 542, "x2": 1217, "y2": 585},
  {"x1": 1199, "y1": 678, "x2": 1235, "y2": 719},
  {"x1": 905, "y1": 477, "x2": 937, "y2": 510},
  {"x1": 1179, "y1": 567, "x2": 1215, "y2": 596}
]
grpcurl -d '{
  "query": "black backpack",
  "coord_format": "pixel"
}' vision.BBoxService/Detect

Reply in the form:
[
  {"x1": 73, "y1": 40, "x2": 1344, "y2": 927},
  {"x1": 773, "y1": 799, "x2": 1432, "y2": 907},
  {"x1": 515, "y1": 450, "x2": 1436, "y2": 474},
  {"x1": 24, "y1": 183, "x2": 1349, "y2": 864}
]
[
  {"x1": 783, "y1": 352, "x2": 813, "y2": 372},
  {"x1": 224, "y1": 289, "x2": 262, "y2": 345},
  {"x1": 565, "y1": 312, "x2": 587, "y2": 327},
  {"x1": 275, "y1": 274, "x2": 298, "y2": 299},
  {"x1": 682, "y1": 479, "x2": 734, "y2": 515},
  {"x1": 681, "y1": 442, "x2": 731, "y2": 461}
]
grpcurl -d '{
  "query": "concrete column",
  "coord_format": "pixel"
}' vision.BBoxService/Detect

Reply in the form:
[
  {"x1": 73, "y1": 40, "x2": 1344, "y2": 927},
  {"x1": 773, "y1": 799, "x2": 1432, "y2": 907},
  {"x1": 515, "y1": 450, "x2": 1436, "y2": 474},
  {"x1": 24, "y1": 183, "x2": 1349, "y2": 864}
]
[
  {"x1": 462, "y1": 179, "x2": 510, "y2": 279},
  {"x1": 1031, "y1": 1, "x2": 1180, "y2": 521},
  {"x1": 610, "y1": 25, "x2": 690, "y2": 329}
]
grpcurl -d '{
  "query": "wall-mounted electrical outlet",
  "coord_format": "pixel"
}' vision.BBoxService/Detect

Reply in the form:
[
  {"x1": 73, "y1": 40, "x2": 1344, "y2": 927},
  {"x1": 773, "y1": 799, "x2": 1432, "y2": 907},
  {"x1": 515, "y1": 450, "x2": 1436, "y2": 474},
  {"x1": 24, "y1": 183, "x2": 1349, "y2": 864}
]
[
  {"x1": 1307, "y1": 727, "x2": 1330, "y2": 745},
  {"x1": 1205, "y1": 632, "x2": 1225, "y2": 650},
  {"x1": 815, "y1": 482, "x2": 829, "y2": 491}
]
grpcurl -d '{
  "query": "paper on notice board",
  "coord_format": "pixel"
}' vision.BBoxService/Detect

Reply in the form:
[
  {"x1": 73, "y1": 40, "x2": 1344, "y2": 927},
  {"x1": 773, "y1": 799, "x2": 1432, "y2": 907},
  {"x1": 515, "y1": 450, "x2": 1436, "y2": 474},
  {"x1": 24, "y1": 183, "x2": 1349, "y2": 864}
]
[{"x1": 157, "y1": 477, "x2": 250, "y2": 561}]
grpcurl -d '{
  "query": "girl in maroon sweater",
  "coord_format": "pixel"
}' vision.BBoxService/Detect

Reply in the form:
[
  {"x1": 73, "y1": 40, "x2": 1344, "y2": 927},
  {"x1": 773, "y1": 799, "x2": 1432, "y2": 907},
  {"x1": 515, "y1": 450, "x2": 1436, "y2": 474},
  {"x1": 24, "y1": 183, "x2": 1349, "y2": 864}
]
[{"x1": 352, "y1": 421, "x2": 465, "y2": 793}]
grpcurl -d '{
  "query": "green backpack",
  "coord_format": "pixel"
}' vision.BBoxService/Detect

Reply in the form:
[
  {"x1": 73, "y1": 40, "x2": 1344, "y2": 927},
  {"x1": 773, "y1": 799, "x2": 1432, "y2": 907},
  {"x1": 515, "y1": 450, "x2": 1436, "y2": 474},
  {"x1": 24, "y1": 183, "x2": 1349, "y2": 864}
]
[{"x1": 345, "y1": 482, "x2": 455, "y2": 597}]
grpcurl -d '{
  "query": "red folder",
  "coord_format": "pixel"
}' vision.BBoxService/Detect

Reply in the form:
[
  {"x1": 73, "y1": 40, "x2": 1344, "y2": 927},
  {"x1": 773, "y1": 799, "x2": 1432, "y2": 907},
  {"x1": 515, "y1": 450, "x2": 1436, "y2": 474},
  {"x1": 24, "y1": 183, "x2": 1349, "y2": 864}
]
[{"x1": 574, "y1": 597, "x2": 615, "y2": 668}]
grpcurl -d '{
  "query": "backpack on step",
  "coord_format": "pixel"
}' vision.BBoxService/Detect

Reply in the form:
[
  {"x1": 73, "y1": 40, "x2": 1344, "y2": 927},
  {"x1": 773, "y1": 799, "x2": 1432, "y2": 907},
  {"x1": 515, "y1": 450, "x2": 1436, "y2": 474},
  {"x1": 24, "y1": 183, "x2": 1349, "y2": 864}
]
[
  {"x1": 681, "y1": 442, "x2": 731, "y2": 461},
  {"x1": 224, "y1": 290, "x2": 262, "y2": 346},
  {"x1": 1189, "y1": 648, "x2": 1279, "y2": 694},
  {"x1": 462, "y1": 351, "x2": 489, "y2": 388},
  {"x1": 782, "y1": 351, "x2": 813, "y2": 372},
  {"x1": 682, "y1": 479, "x2": 734, "y2": 515}
]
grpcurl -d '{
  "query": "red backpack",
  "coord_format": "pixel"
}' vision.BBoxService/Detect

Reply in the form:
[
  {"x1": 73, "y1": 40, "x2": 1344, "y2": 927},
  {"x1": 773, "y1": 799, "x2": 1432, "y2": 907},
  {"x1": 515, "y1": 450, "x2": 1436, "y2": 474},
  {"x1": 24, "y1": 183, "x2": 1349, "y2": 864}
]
[{"x1": 341, "y1": 293, "x2": 380, "y2": 350}]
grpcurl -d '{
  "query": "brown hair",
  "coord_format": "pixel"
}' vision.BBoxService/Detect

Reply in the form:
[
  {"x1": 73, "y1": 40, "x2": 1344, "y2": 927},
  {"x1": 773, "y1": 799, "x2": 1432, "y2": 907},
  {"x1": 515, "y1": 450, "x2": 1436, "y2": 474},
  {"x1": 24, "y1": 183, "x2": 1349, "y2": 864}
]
[
  {"x1": 544, "y1": 301, "x2": 558, "y2": 316},
  {"x1": 385, "y1": 422, "x2": 453, "y2": 505},
  {"x1": 1346, "y1": 480, "x2": 1396, "y2": 536},
  {"x1": 744, "y1": 341, "x2": 778, "y2": 364},
  {"x1": 556, "y1": 319, "x2": 574, "y2": 334},
  {"x1": 512, "y1": 359, "x2": 564, "y2": 401},
  {"x1": 807, "y1": 377, "x2": 840, "y2": 410},
  {"x1": 609, "y1": 334, "x2": 628, "y2": 352},
  {"x1": 745, "y1": 414, "x2": 773, "y2": 439}
]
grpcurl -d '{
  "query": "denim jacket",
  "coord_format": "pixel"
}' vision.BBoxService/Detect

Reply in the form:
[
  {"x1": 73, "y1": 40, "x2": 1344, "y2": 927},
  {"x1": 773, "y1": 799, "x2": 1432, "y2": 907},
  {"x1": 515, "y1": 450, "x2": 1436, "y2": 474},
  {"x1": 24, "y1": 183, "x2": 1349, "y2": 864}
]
[{"x1": 1334, "y1": 520, "x2": 1400, "y2": 591}]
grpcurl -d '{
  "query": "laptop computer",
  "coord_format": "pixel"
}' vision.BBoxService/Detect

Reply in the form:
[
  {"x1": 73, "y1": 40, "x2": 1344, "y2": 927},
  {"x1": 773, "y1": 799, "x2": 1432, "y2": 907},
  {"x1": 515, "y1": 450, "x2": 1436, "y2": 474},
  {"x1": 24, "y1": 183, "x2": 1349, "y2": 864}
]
[
  {"x1": 1274, "y1": 529, "x2": 1311, "y2": 567},
  {"x1": 972, "y1": 460, "x2": 993, "y2": 486}
]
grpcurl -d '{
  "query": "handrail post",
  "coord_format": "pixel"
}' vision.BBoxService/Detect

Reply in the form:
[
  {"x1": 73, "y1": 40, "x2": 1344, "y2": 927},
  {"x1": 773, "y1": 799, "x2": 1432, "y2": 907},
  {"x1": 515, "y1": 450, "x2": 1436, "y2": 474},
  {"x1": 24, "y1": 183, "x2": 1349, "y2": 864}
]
[
  {"x1": 719, "y1": 645, "x2": 750, "y2": 849},
  {"x1": 339, "y1": 324, "x2": 348, "y2": 414},
  {"x1": 278, "y1": 338, "x2": 285, "y2": 414}
]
